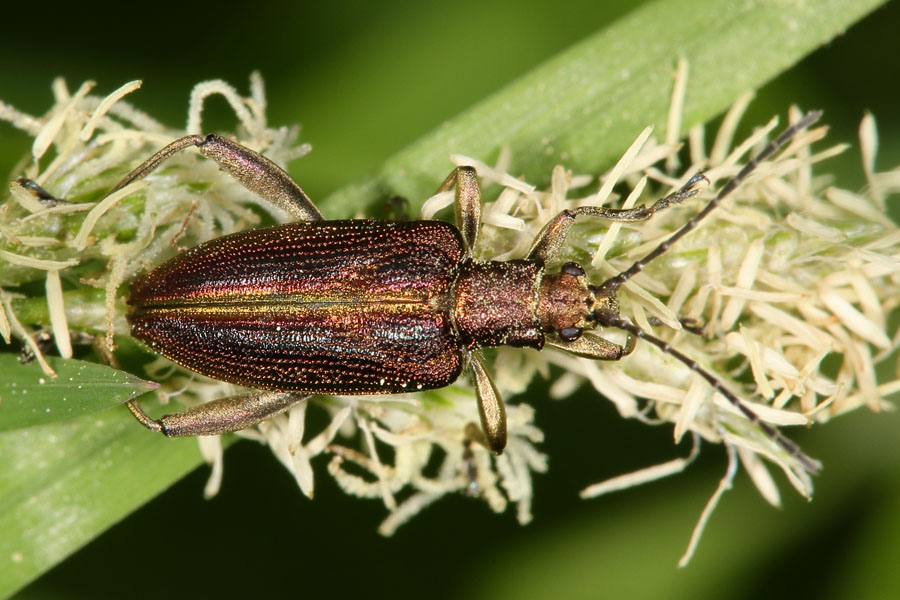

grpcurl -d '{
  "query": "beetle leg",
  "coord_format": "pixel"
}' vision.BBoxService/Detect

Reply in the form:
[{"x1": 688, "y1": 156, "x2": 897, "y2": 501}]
[
  {"x1": 526, "y1": 173, "x2": 708, "y2": 264},
  {"x1": 382, "y1": 195, "x2": 411, "y2": 220},
  {"x1": 469, "y1": 351, "x2": 507, "y2": 454},
  {"x1": 544, "y1": 332, "x2": 636, "y2": 360},
  {"x1": 107, "y1": 134, "x2": 323, "y2": 222},
  {"x1": 436, "y1": 166, "x2": 481, "y2": 254},
  {"x1": 126, "y1": 391, "x2": 309, "y2": 437},
  {"x1": 16, "y1": 177, "x2": 68, "y2": 205}
]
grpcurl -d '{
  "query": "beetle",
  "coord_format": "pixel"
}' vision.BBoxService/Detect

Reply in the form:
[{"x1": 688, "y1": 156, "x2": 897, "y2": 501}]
[{"x1": 121, "y1": 112, "x2": 822, "y2": 474}]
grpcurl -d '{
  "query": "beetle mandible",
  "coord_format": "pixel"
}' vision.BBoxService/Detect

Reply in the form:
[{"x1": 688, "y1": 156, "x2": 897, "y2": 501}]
[{"x1": 122, "y1": 112, "x2": 822, "y2": 474}]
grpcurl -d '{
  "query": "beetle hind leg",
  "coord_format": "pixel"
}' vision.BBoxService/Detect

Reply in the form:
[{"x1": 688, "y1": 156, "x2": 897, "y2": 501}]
[
  {"x1": 107, "y1": 133, "x2": 323, "y2": 222},
  {"x1": 197, "y1": 134, "x2": 323, "y2": 222},
  {"x1": 127, "y1": 391, "x2": 309, "y2": 437}
]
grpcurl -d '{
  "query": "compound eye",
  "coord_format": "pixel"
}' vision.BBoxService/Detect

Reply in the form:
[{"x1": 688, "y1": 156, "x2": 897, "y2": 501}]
[
  {"x1": 558, "y1": 326, "x2": 583, "y2": 342},
  {"x1": 560, "y1": 262, "x2": 585, "y2": 277}
]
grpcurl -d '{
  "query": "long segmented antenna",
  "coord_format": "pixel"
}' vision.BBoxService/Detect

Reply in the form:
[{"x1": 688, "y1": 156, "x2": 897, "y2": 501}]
[
  {"x1": 602, "y1": 314, "x2": 821, "y2": 475},
  {"x1": 597, "y1": 110, "x2": 822, "y2": 297},
  {"x1": 595, "y1": 111, "x2": 824, "y2": 475}
]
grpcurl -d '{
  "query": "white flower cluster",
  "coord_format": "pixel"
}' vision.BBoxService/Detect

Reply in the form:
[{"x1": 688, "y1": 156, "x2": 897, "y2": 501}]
[
  {"x1": 446, "y1": 90, "x2": 899, "y2": 562},
  {"x1": 2, "y1": 74, "x2": 897, "y2": 559}
]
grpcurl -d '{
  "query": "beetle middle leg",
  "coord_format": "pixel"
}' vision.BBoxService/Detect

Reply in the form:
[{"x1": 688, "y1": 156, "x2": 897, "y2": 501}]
[
  {"x1": 127, "y1": 391, "x2": 309, "y2": 437},
  {"x1": 468, "y1": 352, "x2": 506, "y2": 454},
  {"x1": 107, "y1": 134, "x2": 323, "y2": 222},
  {"x1": 436, "y1": 168, "x2": 510, "y2": 452}
]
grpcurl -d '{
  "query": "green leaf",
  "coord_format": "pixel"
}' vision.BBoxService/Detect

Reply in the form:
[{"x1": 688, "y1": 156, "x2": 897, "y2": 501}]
[
  {"x1": 322, "y1": 0, "x2": 886, "y2": 217},
  {"x1": 0, "y1": 354, "x2": 157, "y2": 432},
  {"x1": 0, "y1": 0, "x2": 887, "y2": 596},
  {"x1": 0, "y1": 407, "x2": 203, "y2": 596}
]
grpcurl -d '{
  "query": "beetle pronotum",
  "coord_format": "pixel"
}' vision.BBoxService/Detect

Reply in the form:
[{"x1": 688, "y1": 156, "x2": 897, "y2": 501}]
[{"x1": 121, "y1": 111, "x2": 822, "y2": 474}]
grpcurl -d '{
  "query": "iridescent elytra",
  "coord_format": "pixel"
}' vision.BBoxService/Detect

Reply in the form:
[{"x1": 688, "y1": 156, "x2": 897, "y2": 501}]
[{"x1": 122, "y1": 113, "x2": 822, "y2": 473}]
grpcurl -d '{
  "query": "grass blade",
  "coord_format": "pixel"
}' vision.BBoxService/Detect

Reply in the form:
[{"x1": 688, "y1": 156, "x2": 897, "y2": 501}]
[
  {"x1": 323, "y1": 0, "x2": 885, "y2": 216},
  {"x1": 0, "y1": 354, "x2": 157, "y2": 432}
]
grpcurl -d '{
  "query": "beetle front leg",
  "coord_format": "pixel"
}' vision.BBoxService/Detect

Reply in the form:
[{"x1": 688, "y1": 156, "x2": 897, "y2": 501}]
[
  {"x1": 127, "y1": 391, "x2": 309, "y2": 437},
  {"x1": 469, "y1": 351, "x2": 507, "y2": 454},
  {"x1": 436, "y1": 166, "x2": 481, "y2": 254},
  {"x1": 108, "y1": 134, "x2": 323, "y2": 222},
  {"x1": 527, "y1": 172, "x2": 708, "y2": 264},
  {"x1": 544, "y1": 332, "x2": 636, "y2": 360}
]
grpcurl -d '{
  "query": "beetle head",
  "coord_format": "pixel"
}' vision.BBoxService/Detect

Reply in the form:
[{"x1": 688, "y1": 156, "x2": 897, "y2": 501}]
[{"x1": 538, "y1": 261, "x2": 620, "y2": 342}]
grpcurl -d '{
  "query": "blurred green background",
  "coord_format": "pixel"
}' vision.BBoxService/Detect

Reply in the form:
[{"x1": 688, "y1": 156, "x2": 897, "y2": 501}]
[{"x1": 2, "y1": 0, "x2": 899, "y2": 598}]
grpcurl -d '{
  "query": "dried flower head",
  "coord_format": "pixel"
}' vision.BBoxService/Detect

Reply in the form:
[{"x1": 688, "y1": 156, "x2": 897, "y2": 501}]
[{"x1": 1, "y1": 74, "x2": 897, "y2": 561}]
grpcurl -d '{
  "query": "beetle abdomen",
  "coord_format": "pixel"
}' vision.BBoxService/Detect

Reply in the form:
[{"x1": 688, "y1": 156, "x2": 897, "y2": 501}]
[{"x1": 128, "y1": 220, "x2": 466, "y2": 393}]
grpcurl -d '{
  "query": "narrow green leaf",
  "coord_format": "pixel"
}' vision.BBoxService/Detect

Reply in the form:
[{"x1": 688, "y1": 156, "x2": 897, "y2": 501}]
[
  {"x1": 323, "y1": 0, "x2": 885, "y2": 217},
  {"x1": 0, "y1": 354, "x2": 157, "y2": 432},
  {"x1": 0, "y1": 407, "x2": 203, "y2": 596}
]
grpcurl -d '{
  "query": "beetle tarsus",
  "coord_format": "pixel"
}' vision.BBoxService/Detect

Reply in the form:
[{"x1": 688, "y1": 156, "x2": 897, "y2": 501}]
[{"x1": 126, "y1": 399, "x2": 164, "y2": 434}]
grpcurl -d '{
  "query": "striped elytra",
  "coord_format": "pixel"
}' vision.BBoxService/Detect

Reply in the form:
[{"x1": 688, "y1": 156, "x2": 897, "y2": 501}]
[{"x1": 129, "y1": 220, "x2": 469, "y2": 394}]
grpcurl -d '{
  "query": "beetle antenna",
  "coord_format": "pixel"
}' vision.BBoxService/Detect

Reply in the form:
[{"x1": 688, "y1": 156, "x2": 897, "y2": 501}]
[
  {"x1": 600, "y1": 313, "x2": 821, "y2": 475},
  {"x1": 597, "y1": 110, "x2": 822, "y2": 296}
]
